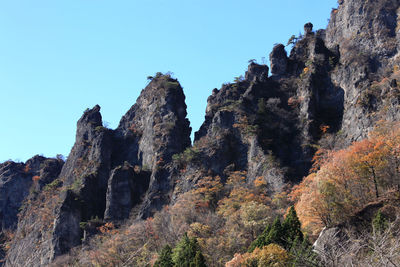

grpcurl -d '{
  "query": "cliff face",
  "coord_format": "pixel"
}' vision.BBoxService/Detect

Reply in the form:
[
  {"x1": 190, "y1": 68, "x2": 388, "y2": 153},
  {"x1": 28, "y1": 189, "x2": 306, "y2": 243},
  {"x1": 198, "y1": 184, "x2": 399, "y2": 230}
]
[
  {"x1": 4, "y1": 0, "x2": 400, "y2": 265},
  {"x1": 5, "y1": 74, "x2": 191, "y2": 266},
  {"x1": 0, "y1": 156, "x2": 62, "y2": 266},
  {"x1": 325, "y1": 0, "x2": 400, "y2": 143},
  {"x1": 0, "y1": 156, "x2": 63, "y2": 231}
]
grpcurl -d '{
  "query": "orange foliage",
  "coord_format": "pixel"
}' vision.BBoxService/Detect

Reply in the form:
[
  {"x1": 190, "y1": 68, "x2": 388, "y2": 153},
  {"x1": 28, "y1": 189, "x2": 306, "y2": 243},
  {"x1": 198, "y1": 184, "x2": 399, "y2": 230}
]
[
  {"x1": 23, "y1": 164, "x2": 31, "y2": 174},
  {"x1": 292, "y1": 121, "x2": 400, "y2": 236},
  {"x1": 320, "y1": 125, "x2": 330, "y2": 134},
  {"x1": 32, "y1": 175, "x2": 40, "y2": 182}
]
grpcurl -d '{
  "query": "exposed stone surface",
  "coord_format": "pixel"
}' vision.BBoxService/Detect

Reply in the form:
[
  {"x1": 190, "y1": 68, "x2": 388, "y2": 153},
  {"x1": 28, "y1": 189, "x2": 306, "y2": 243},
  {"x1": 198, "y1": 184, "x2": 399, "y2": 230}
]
[
  {"x1": 0, "y1": 155, "x2": 63, "y2": 266},
  {"x1": 245, "y1": 62, "x2": 269, "y2": 82},
  {"x1": 304, "y1": 22, "x2": 313, "y2": 35},
  {"x1": 5, "y1": 0, "x2": 400, "y2": 265},
  {"x1": 115, "y1": 74, "x2": 191, "y2": 218},
  {"x1": 6, "y1": 105, "x2": 113, "y2": 266},
  {"x1": 324, "y1": 0, "x2": 400, "y2": 144},
  {"x1": 0, "y1": 155, "x2": 63, "y2": 231},
  {"x1": 104, "y1": 162, "x2": 150, "y2": 220},
  {"x1": 269, "y1": 44, "x2": 288, "y2": 75},
  {"x1": 6, "y1": 75, "x2": 192, "y2": 266}
]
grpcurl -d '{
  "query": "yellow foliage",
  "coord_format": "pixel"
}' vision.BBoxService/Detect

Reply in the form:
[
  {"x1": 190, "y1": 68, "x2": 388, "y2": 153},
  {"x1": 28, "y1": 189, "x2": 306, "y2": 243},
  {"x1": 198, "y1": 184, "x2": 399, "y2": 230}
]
[{"x1": 226, "y1": 244, "x2": 290, "y2": 267}]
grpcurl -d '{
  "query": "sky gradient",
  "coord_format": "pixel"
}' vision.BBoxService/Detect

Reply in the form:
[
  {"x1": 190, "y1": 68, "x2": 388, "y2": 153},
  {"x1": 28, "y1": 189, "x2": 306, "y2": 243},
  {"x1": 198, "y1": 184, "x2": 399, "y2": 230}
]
[{"x1": 0, "y1": 0, "x2": 338, "y2": 162}]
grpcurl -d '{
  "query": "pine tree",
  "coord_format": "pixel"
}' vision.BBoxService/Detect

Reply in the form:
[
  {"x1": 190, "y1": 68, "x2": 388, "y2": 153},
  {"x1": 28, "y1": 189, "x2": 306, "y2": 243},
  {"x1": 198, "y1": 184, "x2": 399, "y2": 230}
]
[
  {"x1": 282, "y1": 206, "x2": 303, "y2": 248},
  {"x1": 154, "y1": 245, "x2": 174, "y2": 267},
  {"x1": 265, "y1": 217, "x2": 284, "y2": 247},
  {"x1": 172, "y1": 233, "x2": 207, "y2": 267},
  {"x1": 248, "y1": 224, "x2": 271, "y2": 252},
  {"x1": 191, "y1": 251, "x2": 207, "y2": 267}
]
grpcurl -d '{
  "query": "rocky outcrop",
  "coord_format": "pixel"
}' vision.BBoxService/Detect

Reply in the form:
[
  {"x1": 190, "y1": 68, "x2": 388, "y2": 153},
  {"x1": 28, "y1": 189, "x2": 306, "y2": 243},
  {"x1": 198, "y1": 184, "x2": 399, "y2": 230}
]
[
  {"x1": 104, "y1": 162, "x2": 150, "y2": 220},
  {"x1": 114, "y1": 74, "x2": 191, "y2": 218},
  {"x1": 245, "y1": 63, "x2": 269, "y2": 82},
  {"x1": 5, "y1": 74, "x2": 192, "y2": 266},
  {"x1": 5, "y1": 0, "x2": 400, "y2": 265},
  {"x1": 6, "y1": 105, "x2": 113, "y2": 266},
  {"x1": 304, "y1": 22, "x2": 313, "y2": 35},
  {"x1": 0, "y1": 155, "x2": 63, "y2": 266},
  {"x1": 324, "y1": 0, "x2": 400, "y2": 144},
  {"x1": 0, "y1": 155, "x2": 63, "y2": 230},
  {"x1": 270, "y1": 44, "x2": 288, "y2": 75}
]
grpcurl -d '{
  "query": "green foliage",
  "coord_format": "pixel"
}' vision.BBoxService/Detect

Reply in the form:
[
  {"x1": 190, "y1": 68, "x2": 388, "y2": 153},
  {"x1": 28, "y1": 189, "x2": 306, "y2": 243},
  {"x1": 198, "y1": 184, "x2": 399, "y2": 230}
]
[
  {"x1": 257, "y1": 98, "x2": 267, "y2": 115},
  {"x1": 173, "y1": 147, "x2": 201, "y2": 166},
  {"x1": 154, "y1": 245, "x2": 174, "y2": 267},
  {"x1": 372, "y1": 210, "x2": 388, "y2": 233},
  {"x1": 79, "y1": 222, "x2": 88, "y2": 229},
  {"x1": 172, "y1": 233, "x2": 207, "y2": 267},
  {"x1": 265, "y1": 217, "x2": 285, "y2": 247},
  {"x1": 192, "y1": 251, "x2": 207, "y2": 267},
  {"x1": 287, "y1": 35, "x2": 298, "y2": 46},
  {"x1": 248, "y1": 224, "x2": 271, "y2": 252},
  {"x1": 282, "y1": 206, "x2": 304, "y2": 246},
  {"x1": 289, "y1": 235, "x2": 320, "y2": 267},
  {"x1": 249, "y1": 207, "x2": 304, "y2": 252},
  {"x1": 88, "y1": 215, "x2": 103, "y2": 224},
  {"x1": 165, "y1": 81, "x2": 180, "y2": 90},
  {"x1": 95, "y1": 126, "x2": 107, "y2": 132},
  {"x1": 43, "y1": 178, "x2": 62, "y2": 191},
  {"x1": 233, "y1": 75, "x2": 244, "y2": 83}
]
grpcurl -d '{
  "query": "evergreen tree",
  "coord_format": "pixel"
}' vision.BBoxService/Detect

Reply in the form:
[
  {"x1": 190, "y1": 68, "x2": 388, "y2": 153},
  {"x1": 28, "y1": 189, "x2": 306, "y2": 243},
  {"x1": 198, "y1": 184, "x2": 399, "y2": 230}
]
[
  {"x1": 289, "y1": 235, "x2": 319, "y2": 267},
  {"x1": 191, "y1": 251, "x2": 207, "y2": 267},
  {"x1": 154, "y1": 245, "x2": 174, "y2": 267},
  {"x1": 172, "y1": 233, "x2": 207, "y2": 267},
  {"x1": 248, "y1": 224, "x2": 271, "y2": 252},
  {"x1": 282, "y1": 206, "x2": 303, "y2": 248},
  {"x1": 372, "y1": 210, "x2": 388, "y2": 233},
  {"x1": 265, "y1": 217, "x2": 285, "y2": 247}
]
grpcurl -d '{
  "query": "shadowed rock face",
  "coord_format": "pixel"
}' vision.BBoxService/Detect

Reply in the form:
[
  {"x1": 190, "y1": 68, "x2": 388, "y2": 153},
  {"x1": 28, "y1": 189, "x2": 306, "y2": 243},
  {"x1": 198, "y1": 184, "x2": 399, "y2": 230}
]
[
  {"x1": 0, "y1": 155, "x2": 63, "y2": 266},
  {"x1": 5, "y1": 0, "x2": 400, "y2": 265},
  {"x1": 0, "y1": 156, "x2": 63, "y2": 231},
  {"x1": 270, "y1": 44, "x2": 288, "y2": 75},
  {"x1": 5, "y1": 75, "x2": 192, "y2": 266},
  {"x1": 113, "y1": 74, "x2": 191, "y2": 218},
  {"x1": 104, "y1": 162, "x2": 150, "y2": 221},
  {"x1": 304, "y1": 22, "x2": 313, "y2": 35},
  {"x1": 245, "y1": 63, "x2": 269, "y2": 82}
]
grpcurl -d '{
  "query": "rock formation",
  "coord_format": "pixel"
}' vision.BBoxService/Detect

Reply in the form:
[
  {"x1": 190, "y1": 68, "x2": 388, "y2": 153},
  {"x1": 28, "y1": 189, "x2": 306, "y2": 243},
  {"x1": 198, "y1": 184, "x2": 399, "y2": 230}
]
[
  {"x1": 5, "y1": 74, "x2": 191, "y2": 266},
  {"x1": 4, "y1": 0, "x2": 400, "y2": 265}
]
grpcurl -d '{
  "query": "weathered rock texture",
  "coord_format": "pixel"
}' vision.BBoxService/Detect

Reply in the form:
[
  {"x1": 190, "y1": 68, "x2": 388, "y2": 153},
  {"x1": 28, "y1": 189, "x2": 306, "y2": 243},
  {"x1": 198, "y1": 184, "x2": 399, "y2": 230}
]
[
  {"x1": 5, "y1": 74, "x2": 191, "y2": 266},
  {"x1": 5, "y1": 0, "x2": 400, "y2": 265},
  {"x1": 0, "y1": 156, "x2": 63, "y2": 266},
  {"x1": 324, "y1": 0, "x2": 400, "y2": 144}
]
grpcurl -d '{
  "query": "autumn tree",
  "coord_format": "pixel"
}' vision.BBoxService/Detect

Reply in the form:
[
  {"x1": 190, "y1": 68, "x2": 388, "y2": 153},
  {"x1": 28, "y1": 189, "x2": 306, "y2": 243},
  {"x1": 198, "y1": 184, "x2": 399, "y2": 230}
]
[{"x1": 292, "y1": 122, "x2": 400, "y2": 236}]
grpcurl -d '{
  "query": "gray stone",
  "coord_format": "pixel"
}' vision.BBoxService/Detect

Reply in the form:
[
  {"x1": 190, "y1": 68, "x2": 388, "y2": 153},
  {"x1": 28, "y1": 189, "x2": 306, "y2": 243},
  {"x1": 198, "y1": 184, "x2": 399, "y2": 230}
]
[{"x1": 269, "y1": 44, "x2": 287, "y2": 75}]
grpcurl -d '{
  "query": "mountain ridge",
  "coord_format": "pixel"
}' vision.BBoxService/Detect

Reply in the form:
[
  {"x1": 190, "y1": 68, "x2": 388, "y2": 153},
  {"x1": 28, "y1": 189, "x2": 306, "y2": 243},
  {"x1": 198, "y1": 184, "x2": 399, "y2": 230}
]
[{"x1": 3, "y1": 0, "x2": 400, "y2": 265}]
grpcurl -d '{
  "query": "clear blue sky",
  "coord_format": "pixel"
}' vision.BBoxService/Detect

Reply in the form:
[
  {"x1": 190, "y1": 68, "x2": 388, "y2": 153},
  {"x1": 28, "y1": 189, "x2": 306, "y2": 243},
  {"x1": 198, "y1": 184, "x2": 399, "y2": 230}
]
[{"x1": 0, "y1": 0, "x2": 337, "y2": 162}]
